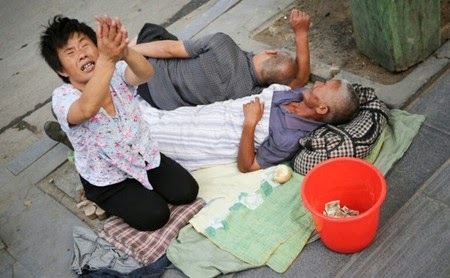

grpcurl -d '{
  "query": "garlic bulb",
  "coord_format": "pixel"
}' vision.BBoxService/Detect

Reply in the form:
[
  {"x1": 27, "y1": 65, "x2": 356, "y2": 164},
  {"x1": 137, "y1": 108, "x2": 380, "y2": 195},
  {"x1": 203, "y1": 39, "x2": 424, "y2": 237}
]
[{"x1": 273, "y1": 164, "x2": 292, "y2": 183}]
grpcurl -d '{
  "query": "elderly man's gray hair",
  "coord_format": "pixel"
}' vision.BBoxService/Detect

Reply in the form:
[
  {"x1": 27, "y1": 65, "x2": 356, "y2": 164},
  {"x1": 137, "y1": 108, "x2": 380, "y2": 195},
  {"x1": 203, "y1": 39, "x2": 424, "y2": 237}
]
[
  {"x1": 322, "y1": 79, "x2": 360, "y2": 125},
  {"x1": 260, "y1": 50, "x2": 298, "y2": 86}
]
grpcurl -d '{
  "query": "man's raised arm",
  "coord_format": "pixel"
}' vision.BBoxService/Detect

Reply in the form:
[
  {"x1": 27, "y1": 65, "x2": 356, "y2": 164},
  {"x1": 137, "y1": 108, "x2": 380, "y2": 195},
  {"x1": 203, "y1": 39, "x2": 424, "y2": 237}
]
[{"x1": 288, "y1": 9, "x2": 311, "y2": 89}]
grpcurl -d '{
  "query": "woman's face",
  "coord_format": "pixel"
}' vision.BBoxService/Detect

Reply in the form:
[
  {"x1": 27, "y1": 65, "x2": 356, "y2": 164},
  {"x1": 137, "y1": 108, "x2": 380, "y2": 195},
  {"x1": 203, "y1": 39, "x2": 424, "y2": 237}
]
[{"x1": 56, "y1": 32, "x2": 98, "y2": 90}]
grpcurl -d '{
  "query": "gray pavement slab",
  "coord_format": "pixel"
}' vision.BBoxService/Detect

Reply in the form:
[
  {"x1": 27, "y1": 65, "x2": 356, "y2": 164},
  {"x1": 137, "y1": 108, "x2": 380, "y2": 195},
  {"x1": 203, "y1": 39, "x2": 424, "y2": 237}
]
[
  {"x1": 380, "y1": 124, "x2": 450, "y2": 224},
  {"x1": 0, "y1": 178, "x2": 84, "y2": 277},
  {"x1": 0, "y1": 168, "x2": 14, "y2": 188},
  {"x1": 424, "y1": 160, "x2": 450, "y2": 205},
  {"x1": 436, "y1": 39, "x2": 450, "y2": 59},
  {"x1": 10, "y1": 262, "x2": 34, "y2": 278},
  {"x1": 1, "y1": 247, "x2": 34, "y2": 278},
  {"x1": 0, "y1": 249, "x2": 15, "y2": 278},
  {"x1": 51, "y1": 162, "x2": 83, "y2": 201},
  {"x1": 6, "y1": 136, "x2": 57, "y2": 176},
  {"x1": 17, "y1": 143, "x2": 69, "y2": 186},
  {"x1": 170, "y1": 0, "x2": 295, "y2": 52},
  {"x1": 409, "y1": 67, "x2": 450, "y2": 134},
  {"x1": 177, "y1": 0, "x2": 241, "y2": 40},
  {"x1": 338, "y1": 160, "x2": 450, "y2": 278}
]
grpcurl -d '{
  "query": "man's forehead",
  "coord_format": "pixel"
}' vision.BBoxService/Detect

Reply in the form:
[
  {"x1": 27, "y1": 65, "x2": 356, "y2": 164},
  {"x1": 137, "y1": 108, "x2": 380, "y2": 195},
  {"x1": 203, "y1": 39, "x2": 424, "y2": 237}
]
[
  {"x1": 328, "y1": 80, "x2": 341, "y2": 87},
  {"x1": 322, "y1": 80, "x2": 341, "y2": 93}
]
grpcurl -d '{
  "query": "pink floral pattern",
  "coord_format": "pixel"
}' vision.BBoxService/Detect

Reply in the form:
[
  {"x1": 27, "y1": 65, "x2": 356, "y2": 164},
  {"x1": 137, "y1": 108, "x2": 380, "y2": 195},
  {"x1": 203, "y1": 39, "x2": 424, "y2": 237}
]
[{"x1": 52, "y1": 61, "x2": 160, "y2": 190}]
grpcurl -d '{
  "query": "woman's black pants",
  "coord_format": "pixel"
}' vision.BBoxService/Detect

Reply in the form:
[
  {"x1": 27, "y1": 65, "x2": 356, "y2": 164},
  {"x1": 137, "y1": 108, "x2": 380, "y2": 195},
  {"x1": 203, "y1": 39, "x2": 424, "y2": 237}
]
[{"x1": 80, "y1": 153, "x2": 199, "y2": 231}]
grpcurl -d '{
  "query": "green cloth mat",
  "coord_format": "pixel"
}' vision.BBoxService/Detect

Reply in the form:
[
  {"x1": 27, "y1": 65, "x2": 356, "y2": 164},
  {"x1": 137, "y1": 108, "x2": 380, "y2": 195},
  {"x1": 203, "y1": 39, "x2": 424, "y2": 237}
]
[
  {"x1": 167, "y1": 224, "x2": 255, "y2": 277},
  {"x1": 202, "y1": 171, "x2": 312, "y2": 272},
  {"x1": 167, "y1": 109, "x2": 425, "y2": 276},
  {"x1": 372, "y1": 109, "x2": 425, "y2": 174}
]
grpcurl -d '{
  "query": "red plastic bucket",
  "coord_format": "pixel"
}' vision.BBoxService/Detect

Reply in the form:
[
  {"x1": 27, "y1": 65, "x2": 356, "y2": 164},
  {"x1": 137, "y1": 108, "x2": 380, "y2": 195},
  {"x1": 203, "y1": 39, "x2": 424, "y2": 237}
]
[{"x1": 300, "y1": 157, "x2": 386, "y2": 253}]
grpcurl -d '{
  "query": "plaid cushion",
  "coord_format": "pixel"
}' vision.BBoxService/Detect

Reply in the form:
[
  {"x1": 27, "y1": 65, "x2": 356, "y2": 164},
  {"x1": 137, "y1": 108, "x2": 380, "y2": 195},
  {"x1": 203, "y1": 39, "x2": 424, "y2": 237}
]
[
  {"x1": 292, "y1": 84, "x2": 389, "y2": 175},
  {"x1": 97, "y1": 198, "x2": 205, "y2": 265}
]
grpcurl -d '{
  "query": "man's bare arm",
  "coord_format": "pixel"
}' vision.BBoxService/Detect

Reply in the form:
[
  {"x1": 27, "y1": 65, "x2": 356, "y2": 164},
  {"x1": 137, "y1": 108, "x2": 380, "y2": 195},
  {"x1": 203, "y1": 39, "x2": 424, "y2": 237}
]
[
  {"x1": 237, "y1": 98, "x2": 263, "y2": 173},
  {"x1": 288, "y1": 9, "x2": 311, "y2": 89},
  {"x1": 123, "y1": 46, "x2": 154, "y2": 86},
  {"x1": 130, "y1": 40, "x2": 190, "y2": 58}
]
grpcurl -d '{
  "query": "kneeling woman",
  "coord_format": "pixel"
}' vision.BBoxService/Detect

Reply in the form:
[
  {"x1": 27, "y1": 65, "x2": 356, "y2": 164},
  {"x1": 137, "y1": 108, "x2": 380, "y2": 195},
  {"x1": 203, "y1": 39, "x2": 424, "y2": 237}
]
[{"x1": 40, "y1": 15, "x2": 198, "y2": 231}]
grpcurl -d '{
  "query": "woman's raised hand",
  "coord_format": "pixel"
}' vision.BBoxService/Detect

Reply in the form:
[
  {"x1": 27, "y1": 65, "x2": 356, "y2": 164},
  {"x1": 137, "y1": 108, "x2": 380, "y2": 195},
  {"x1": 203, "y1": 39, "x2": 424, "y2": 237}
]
[{"x1": 95, "y1": 15, "x2": 129, "y2": 63}]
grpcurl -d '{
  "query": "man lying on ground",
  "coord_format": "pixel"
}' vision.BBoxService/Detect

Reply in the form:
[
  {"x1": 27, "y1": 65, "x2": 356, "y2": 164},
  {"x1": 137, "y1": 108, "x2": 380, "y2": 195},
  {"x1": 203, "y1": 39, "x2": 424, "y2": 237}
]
[
  {"x1": 138, "y1": 79, "x2": 360, "y2": 173},
  {"x1": 131, "y1": 9, "x2": 311, "y2": 109}
]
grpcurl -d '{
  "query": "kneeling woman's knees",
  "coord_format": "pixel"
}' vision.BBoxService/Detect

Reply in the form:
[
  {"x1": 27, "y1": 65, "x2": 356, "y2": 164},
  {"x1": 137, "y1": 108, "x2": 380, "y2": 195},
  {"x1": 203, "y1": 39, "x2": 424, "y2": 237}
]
[
  {"x1": 173, "y1": 179, "x2": 199, "y2": 205},
  {"x1": 131, "y1": 206, "x2": 170, "y2": 231},
  {"x1": 186, "y1": 179, "x2": 199, "y2": 202}
]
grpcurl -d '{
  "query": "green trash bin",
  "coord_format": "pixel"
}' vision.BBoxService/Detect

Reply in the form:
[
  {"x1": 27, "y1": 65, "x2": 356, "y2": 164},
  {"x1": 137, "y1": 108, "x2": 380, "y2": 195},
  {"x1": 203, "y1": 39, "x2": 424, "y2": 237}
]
[{"x1": 349, "y1": 0, "x2": 441, "y2": 72}]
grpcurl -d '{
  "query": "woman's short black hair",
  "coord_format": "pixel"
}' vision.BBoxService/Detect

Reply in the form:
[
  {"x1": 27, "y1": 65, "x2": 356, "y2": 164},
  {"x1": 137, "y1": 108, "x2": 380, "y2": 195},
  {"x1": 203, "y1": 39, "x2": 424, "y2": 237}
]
[{"x1": 40, "y1": 15, "x2": 97, "y2": 83}]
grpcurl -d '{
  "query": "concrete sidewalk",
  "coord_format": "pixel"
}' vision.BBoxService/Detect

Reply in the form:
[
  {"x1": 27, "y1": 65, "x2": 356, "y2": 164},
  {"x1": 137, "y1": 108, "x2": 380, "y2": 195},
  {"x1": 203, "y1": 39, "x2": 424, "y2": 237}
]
[{"x1": 1, "y1": 0, "x2": 449, "y2": 277}]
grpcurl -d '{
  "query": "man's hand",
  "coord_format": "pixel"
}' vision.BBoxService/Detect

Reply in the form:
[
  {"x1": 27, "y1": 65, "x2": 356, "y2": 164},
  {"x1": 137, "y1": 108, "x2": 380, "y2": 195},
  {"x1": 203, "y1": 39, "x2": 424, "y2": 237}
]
[
  {"x1": 289, "y1": 9, "x2": 310, "y2": 35},
  {"x1": 243, "y1": 97, "x2": 264, "y2": 127}
]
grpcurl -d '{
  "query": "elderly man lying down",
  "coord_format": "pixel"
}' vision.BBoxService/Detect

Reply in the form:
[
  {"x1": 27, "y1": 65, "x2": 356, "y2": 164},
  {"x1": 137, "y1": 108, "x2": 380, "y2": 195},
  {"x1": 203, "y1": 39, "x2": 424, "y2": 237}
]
[{"x1": 138, "y1": 79, "x2": 360, "y2": 173}]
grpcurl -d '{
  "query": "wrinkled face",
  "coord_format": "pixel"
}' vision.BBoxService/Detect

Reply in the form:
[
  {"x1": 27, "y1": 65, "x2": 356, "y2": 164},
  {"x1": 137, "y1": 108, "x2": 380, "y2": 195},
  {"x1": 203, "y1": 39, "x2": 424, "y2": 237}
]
[
  {"x1": 302, "y1": 80, "x2": 341, "y2": 109},
  {"x1": 56, "y1": 32, "x2": 98, "y2": 90}
]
